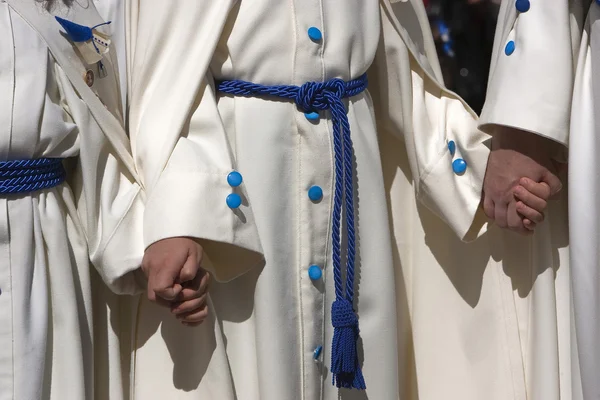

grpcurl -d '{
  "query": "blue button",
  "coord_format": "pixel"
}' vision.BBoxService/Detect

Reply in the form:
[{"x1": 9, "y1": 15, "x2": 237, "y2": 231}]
[
  {"x1": 505, "y1": 41, "x2": 516, "y2": 56},
  {"x1": 597, "y1": 0, "x2": 600, "y2": 5},
  {"x1": 313, "y1": 345, "x2": 323, "y2": 361},
  {"x1": 226, "y1": 193, "x2": 242, "y2": 209},
  {"x1": 227, "y1": 171, "x2": 243, "y2": 187},
  {"x1": 308, "y1": 27, "x2": 322, "y2": 41},
  {"x1": 308, "y1": 186, "x2": 323, "y2": 202},
  {"x1": 305, "y1": 112, "x2": 319, "y2": 121},
  {"x1": 515, "y1": 0, "x2": 530, "y2": 12},
  {"x1": 448, "y1": 140, "x2": 456, "y2": 156},
  {"x1": 452, "y1": 159, "x2": 467, "y2": 175},
  {"x1": 308, "y1": 265, "x2": 322, "y2": 281}
]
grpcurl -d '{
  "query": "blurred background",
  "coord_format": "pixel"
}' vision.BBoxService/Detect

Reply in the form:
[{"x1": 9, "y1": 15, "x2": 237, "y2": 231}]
[{"x1": 425, "y1": 0, "x2": 501, "y2": 114}]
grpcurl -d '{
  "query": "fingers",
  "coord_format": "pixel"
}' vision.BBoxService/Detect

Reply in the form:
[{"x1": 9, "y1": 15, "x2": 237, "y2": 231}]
[
  {"x1": 179, "y1": 304, "x2": 209, "y2": 325},
  {"x1": 142, "y1": 238, "x2": 205, "y2": 304},
  {"x1": 152, "y1": 282, "x2": 183, "y2": 302},
  {"x1": 179, "y1": 245, "x2": 202, "y2": 283},
  {"x1": 513, "y1": 184, "x2": 546, "y2": 221},
  {"x1": 523, "y1": 218, "x2": 536, "y2": 231},
  {"x1": 540, "y1": 170, "x2": 562, "y2": 197},
  {"x1": 516, "y1": 201, "x2": 544, "y2": 224},
  {"x1": 506, "y1": 201, "x2": 531, "y2": 235},
  {"x1": 172, "y1": 293, "x2": 208, "y2": 316},
  {"x1": 177, "y1": 271, "x2": 210, "y2": 302},
  {"x1": 517, "y1": 178, "x2": 551, "y2": 201}
]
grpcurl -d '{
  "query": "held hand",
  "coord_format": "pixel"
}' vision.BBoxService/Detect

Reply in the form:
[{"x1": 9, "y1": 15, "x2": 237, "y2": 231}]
[
  {"x1": 482, "y1": 128, "x2": 562, "y2": 234},
  {"x1": 170, "y1": 269, "x2": 211, "y2": 326},
  {"x1": 513, "y1": 178, "x2": 551, "y2": 231},
  {"x1": 141, "y1": 237, "x2": 204, "y2": 304}
]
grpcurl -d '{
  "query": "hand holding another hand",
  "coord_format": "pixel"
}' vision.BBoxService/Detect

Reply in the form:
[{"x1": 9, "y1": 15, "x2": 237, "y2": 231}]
[
  {"x1": 482, "y1": 127, "x2": 563, "y2": 234},
  {"x1": 142, "y1": 237, "x2": 210, "y2": 326}
]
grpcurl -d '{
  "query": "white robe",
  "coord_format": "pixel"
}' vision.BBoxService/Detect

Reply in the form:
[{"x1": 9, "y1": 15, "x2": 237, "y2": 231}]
[
  {"x1": 124, "y1": 0, "x2": 579, "y2": 399},
  {"x1": 482, "y1": 1, "x2": 589, "y2": 399},
  {"x1": 569, "y1": 1, "x2": 600, "y2": 399},
  {"x1": 0, "y1": 1, "x2": 144, "y2": 399}
]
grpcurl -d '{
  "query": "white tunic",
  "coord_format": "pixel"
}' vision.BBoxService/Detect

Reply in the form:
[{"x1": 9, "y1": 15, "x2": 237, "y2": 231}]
[
  {"x1": 0, "y1": 1, "x2": 144, "y2": 399},
  {"x1": 125, "y1": 0, "x2": 579, "y2": 399},
  {"x1": 569, "y1": 1, "x2": 600, "y2": 399},
  {"x1": 481, "y1": 1, "x2": 588, "y2": 399}
]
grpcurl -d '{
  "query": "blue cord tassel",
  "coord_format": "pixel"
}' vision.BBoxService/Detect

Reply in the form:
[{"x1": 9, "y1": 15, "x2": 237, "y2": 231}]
[{"x1": 331, "y1": 299, "x2": 366, "y2": 389}]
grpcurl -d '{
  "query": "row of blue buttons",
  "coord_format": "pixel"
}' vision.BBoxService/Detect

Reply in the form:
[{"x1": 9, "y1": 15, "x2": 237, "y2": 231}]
[
  {"x1": 505, "y1": 0, "x2": 531, "y2": 55},
  {"x1": 307, "y1": 26, "x2": 325, "y2": 361},
  {"x1": 226, "y1": 171, "x2": 243, "y2": 209}
]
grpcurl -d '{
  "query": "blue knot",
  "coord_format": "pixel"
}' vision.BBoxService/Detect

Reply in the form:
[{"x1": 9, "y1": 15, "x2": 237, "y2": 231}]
[
  {"x1": 331, "y1": 299, "x2": 366, "y2": 390},
  {"x1": 295, "y1": 79, "x2": 346, "y2": 113}
]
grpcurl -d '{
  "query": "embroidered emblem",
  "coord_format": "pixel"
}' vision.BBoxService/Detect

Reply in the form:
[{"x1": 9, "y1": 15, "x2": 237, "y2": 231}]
[
  {"x1": 55, "y1": 16, "x2": 112, "y2": 65},
  {"x1": 84, "y1": 69, "x2": 94, "y2": 87}
]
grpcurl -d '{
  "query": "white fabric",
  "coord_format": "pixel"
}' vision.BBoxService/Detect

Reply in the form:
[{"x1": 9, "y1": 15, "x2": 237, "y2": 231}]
[
  {"x1": 123, "y1": 0, "x2": 579, "y2": 399},
  {"x1": 481, "y1": 1, "x2": 587, "y2": 399},
  {"x1": 94, "y1": 0, "x2": 127, "y2": 113},
  {"x1": 0, "y1": 1, "x2": 144, "y2": 398},
  {"x1": 570, "y1": 3, "x2": 600, "y2": 399}
]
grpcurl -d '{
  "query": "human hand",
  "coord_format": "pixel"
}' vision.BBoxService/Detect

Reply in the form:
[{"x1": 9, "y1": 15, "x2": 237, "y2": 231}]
[
  {"x1": 512, "y1": 178, "x2": 553, "y2": 231},
  {"x1": 170, "y1": 268, "x2": 211, "y2": 326},
  {"x1": 482, "y1": 127, "x2": 562, "y2": 234},
  {"x1": 141, "y1": 237, "x2": 204, "y2": 304}
]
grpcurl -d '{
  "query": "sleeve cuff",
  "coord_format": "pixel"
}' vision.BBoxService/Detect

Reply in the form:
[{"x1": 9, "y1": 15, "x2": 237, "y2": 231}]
[
  {"x1": 144, "y1": 170, "x2": 264, "y2": 282},
  {"x1": 418, "y1": 141, "x2": 489, "y2": 242},
  {"x1": 92, "y1": 187, "x2": 146, "y2": 295}
]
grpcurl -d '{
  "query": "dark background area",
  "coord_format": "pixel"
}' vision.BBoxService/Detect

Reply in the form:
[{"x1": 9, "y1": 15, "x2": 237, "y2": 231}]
[{"x1": 425, "y1": 0, "x2": 501, "y2": 114}]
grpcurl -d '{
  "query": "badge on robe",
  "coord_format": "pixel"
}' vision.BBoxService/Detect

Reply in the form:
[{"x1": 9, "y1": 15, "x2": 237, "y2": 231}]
[{"x1": 55, "y1": 16, "x2": 111, "y2": 65}]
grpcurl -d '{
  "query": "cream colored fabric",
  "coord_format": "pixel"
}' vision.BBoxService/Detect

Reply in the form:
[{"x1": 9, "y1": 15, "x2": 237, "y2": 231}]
[
  {"x1": 0, "y1": 1, "x2": 144, "y2": 398},
  {"x1": 569, "y1": 2, "x2": 600, "y2": 399},
  {"x1": 123, "y1": 0, "x2": 578, "y2": 399},
  {"x1": 480, "y1": 1, "x2": 586, "y2": 399}
]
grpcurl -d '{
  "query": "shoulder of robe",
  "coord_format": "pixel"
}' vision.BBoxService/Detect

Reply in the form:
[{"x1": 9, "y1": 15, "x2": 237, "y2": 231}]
[
  {"x1": 382, "y1": 0, "x2": 445, "y2": 85},
  {"x1": 6, "y1": 0, "x2": 122, "y2": 120},
  {"x1": 7, "y1": 0, "x2": 137, "y2": 182}
]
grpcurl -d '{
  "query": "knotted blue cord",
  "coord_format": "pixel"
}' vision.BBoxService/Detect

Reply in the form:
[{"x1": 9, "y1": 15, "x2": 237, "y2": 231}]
[
  {"x1": 217, "y1": 74, "x2": 368, "y2": 390},
  {"x1": 0, "y1": 158, "x2": 66, "y2": 194}
]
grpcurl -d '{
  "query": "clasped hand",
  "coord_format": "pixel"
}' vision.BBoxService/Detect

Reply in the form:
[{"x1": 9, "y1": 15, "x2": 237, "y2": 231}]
[
  {"x1": 141, "y1": 237, "x2": 210, "y2": 326},
  {"x1": 482, "y1": 127, "x2": 563, "y2": 234}
]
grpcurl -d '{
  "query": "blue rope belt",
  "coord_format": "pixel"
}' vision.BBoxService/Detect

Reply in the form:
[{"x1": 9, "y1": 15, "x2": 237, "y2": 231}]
[
  {"x1": 0, "y1": 158, "x2": 66, "y2": 194},
  {"x1": 217, "y1": 73, "x2": 368, "y2": 390}
]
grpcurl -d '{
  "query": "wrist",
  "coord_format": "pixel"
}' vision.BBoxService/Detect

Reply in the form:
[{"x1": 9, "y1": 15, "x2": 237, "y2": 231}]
[{"x1": 492, "y1": 126, "x2": 553, "y2": 152}]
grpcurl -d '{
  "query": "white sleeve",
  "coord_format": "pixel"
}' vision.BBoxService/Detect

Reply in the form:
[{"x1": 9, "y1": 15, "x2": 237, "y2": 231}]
[
  {"x1": 127, "y1": 0, "x2": 263, "y2": 282},
  {"x1": 480, "y1": 0, "x2": 587, "y2": 146},
  {"x1": 371, "y1": 6, "x2": 490, "y2": 241}
]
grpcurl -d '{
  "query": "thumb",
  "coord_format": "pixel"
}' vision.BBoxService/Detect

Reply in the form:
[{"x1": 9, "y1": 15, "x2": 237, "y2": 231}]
[
  {"x1": 179, "y1": 251, "x2": 200, "y2": 284},
  {"x1": 540, "y1": 169, "x2": 562, "y2": 197},
  {"x1": 151, "y1": 267, "x2": 183, "y2": 301},
  {"x1": 154, "y1": 282, "x2": 183, "y2": 301}
]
